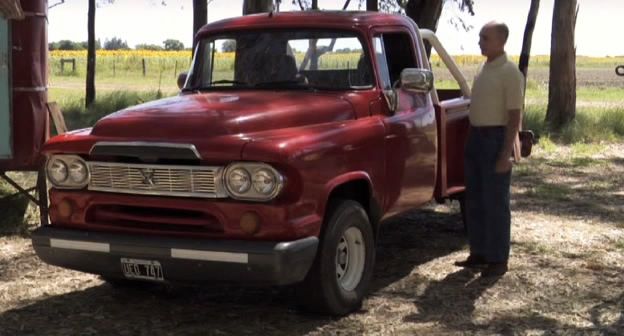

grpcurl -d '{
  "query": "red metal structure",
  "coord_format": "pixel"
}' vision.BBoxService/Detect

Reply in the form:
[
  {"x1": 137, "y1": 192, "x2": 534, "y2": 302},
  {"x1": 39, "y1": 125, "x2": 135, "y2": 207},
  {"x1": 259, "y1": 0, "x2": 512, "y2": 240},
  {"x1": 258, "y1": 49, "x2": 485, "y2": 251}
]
[{"x1": 0, "y1": 0, "x2": 49, "y2": 225}]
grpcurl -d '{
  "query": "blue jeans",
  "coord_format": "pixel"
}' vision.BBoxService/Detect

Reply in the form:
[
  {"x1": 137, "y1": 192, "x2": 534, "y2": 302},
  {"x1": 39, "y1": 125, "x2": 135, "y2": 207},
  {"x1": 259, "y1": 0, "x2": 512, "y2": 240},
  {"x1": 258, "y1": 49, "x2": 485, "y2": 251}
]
[{"x1": 464, "y1": 127, "x2": 511, "y2": 263}]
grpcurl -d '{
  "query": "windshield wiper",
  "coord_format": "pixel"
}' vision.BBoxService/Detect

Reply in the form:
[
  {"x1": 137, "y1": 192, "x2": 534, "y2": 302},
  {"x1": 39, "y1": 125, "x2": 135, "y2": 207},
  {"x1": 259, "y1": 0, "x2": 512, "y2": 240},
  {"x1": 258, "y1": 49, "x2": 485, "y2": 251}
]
[
  {"x1": 182, "y1": 80, "x2": 250, "y2": 92},
  {"x1": 210, "y1": 79, "x2": 249, "y2": 86},
  {"x1": 254, "y1": 80, "x2": 313, "y2": 89}
]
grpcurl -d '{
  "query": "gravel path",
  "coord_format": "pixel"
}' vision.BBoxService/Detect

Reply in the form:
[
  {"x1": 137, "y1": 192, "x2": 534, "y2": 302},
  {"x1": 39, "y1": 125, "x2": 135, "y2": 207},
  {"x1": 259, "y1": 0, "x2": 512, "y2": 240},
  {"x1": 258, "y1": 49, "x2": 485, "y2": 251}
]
[{"x1": 1, "y1": 145, "x2": 623, "y2": 336}]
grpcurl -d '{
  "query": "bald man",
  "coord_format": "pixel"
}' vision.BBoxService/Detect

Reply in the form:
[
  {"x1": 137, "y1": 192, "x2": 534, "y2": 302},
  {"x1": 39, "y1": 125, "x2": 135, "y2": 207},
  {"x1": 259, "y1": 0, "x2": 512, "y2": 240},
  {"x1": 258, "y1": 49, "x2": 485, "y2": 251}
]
[{"x1": 454, "y1": 22, "x2": 524, "y2": 277}]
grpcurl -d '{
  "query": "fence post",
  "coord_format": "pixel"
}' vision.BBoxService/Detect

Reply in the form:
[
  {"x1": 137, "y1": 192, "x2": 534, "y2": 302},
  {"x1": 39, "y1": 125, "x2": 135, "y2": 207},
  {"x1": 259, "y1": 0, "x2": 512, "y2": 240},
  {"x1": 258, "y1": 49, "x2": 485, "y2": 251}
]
[
  {"x1": 113, "y1": 59, "x2": 116, "y2": 77},
  {"x1": 60, "y1": 58, "x2": 76, "y2": 74},
  {"x1": 142, "y1": 58, "x2": 146, "y2": 77},
  {"x1": 174, "y1": 60, "x2": 178, "y2": 78}
]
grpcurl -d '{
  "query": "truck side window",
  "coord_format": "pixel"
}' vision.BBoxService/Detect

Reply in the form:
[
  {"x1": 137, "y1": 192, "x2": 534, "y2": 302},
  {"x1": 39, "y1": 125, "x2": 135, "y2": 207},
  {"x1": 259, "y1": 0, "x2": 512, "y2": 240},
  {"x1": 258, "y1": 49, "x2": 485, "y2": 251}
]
[{"x1": 374, "y1": 33, "x2": 419, "y2": 86}]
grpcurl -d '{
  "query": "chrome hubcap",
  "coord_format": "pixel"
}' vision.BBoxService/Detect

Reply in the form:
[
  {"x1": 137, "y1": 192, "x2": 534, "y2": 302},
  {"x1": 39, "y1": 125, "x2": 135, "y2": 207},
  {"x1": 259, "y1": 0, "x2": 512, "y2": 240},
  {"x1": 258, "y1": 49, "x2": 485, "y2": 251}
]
[{"x1": 336, "y1": 226, "x2": 365, "y2": 291}]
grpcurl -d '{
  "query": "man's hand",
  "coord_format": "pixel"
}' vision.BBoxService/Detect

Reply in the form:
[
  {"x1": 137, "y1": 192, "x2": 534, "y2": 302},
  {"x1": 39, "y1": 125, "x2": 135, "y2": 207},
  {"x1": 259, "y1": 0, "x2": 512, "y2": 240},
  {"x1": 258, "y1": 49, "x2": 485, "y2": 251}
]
[{"x1": 495, "y1": 156, "x2": 513, "y2": 173}]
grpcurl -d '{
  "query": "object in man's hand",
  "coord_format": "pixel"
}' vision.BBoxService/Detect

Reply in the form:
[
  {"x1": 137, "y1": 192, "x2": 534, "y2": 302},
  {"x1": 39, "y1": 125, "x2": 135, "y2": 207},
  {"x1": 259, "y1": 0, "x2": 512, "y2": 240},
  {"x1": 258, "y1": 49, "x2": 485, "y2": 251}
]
[{"x1": 519, "y1": 130, "x2": 535, "y2": 157}]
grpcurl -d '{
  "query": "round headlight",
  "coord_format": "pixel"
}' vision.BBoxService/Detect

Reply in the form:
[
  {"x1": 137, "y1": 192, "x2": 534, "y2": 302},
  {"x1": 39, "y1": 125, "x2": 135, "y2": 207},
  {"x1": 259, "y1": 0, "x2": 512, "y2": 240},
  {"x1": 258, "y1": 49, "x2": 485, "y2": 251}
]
[
  {"x1": 227, "y1": 167, "x2": 251, "y2": 194},
  {"x1": 68, "y1": 160, "x2": 89, "y2": 184},
  {"x1": 252, "y1": 169, "x2": 276, "y2": 195},
  {"x1": 48, "y1": 159, "x2": 68, "y2": 185}
]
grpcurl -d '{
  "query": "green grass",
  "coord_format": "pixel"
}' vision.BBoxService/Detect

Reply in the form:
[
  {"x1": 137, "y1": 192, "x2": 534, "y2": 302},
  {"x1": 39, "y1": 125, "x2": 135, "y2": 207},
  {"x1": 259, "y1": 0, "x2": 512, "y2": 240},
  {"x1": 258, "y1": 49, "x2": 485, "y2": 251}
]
[
  {"x1": 45, "y1": 56, "x2": 624, "y2": 144},
  {"x1": 524, "y1": 104, "x2": 624, "y2": 144},
  {"x1": 525, "y1": 85, "x2": 624, "y2": 103},
  {"x1": 59, "y1": 90, "x2": 174, "y2": 130}
]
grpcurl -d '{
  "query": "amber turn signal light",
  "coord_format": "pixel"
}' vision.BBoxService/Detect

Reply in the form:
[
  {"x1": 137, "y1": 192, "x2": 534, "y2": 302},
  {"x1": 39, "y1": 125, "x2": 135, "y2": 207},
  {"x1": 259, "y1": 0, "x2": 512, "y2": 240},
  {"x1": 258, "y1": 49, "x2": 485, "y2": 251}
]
[
  {"x1": 57, "y1": 200, "x2": 73, "y2": 219},
  {"x1": 240, "y1": 212, "x2": 260, "y2": 235}
]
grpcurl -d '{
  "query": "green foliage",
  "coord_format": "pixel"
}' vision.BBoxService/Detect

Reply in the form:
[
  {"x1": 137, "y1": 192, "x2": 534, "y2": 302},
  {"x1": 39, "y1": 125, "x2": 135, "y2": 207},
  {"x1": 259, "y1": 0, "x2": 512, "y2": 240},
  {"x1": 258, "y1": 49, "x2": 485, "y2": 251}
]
[
  {"x1": 537, "y1": 136, "x2": 557, "y2": 154},
  {"x1": 104, "y1": 37, "x2": 129, "y2": 50},
  {"x1": 61, "y1": 90, "x2": 168, "y2": 130},
  {"x1": 163, "y1": 39, "x2": 185, "y2": 51},
  {"x1": 49, "y1": 40, "x2": 82, "y2": 51},
  {"x1": 135, "y1": 43, "x2": 163, "y2": 51},
  {"x1": 524, "y1": 103, "x2": 624, "y2": 144},
  {"x1": 49, "y1": 39, "x2": 101, "y2": 51},
  {"x1": 221, "y1": 40, "x2": 236, "y2": 52}
]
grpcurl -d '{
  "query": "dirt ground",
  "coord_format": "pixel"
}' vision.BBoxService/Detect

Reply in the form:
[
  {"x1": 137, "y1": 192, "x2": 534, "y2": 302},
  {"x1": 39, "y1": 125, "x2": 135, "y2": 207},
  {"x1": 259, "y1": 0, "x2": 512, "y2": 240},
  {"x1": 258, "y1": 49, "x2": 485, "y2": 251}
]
[{"x1": 1, "y1": 144, "x2": 623, "y2": 336}]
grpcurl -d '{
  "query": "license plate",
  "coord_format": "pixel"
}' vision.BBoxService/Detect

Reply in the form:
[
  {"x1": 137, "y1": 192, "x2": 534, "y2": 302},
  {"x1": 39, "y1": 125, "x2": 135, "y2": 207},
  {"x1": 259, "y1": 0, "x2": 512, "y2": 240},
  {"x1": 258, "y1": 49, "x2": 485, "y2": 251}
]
[{"x1": 120, "y1": 258, "x2": 164, "y2": 282}]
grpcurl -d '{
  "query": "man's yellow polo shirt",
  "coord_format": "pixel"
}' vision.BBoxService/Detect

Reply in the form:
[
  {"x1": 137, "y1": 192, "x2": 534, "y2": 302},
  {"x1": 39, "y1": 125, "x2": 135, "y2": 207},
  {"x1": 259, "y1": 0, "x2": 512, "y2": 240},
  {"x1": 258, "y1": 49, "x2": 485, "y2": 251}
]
[{"x1": 469, "y1": 53, "x2": 524, "y2": 127}]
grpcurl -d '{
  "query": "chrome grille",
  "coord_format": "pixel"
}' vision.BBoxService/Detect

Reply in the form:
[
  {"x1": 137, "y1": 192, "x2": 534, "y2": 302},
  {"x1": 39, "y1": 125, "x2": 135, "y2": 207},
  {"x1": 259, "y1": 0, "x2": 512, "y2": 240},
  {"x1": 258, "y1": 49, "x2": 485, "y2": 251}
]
[{"x1": 87, "y1": 162, "x2": 226, "y2": 198}]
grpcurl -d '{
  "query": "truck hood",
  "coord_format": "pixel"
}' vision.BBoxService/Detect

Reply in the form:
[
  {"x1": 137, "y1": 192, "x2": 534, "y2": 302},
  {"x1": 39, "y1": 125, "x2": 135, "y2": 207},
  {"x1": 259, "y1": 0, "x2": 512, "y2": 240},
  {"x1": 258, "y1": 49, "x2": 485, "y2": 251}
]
[{"x1": 90, "y1": 91, "x2": 355, "y2": 139}]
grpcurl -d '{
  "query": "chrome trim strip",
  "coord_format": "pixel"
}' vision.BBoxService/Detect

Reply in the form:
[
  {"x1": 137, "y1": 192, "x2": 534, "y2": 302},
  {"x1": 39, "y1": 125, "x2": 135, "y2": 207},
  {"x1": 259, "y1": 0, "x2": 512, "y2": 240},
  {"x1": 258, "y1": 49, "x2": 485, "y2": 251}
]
[
  {"x1": 171, "y1": 248, "x2": 249, "y2": 264},
  {"x1": 50, "y1": 239, "x2": 110, "y2": 253},
  {"x1": 87, "y1": 186, "x2": 225, "y2": 199},
  {"x1": 89, "y1": 141, "x2": 202, "y2": 160},
  {"x1": 22, "y1": 11, "x2": 47, "y2": 17},
  {"x1": 13, "y1": 86, "x2": 48, "y2": 92}
]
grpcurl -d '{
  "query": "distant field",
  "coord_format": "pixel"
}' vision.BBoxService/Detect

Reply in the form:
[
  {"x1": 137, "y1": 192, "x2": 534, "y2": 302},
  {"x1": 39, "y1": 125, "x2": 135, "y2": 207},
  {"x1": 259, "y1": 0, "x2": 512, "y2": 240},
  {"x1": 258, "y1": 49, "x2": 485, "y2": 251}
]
[
  {"x1": 47, "y1": 50, "x2": 624, "y2": 143},
  {"x1": 48, "y1": 50, "x2": 624, "y2": 94}
]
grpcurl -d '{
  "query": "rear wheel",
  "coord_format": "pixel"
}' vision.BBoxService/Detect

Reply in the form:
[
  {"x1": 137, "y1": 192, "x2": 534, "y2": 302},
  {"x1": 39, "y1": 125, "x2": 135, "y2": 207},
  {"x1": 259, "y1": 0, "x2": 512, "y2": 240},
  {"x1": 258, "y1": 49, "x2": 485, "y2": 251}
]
[{"x1": 296, "y1": 200, "x2": 375, "y2": 316}]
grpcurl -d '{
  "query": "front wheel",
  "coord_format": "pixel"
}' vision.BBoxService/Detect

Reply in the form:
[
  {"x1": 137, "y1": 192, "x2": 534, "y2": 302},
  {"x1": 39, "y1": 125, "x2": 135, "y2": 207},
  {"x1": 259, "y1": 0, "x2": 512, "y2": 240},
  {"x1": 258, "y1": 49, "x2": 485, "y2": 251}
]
[{"x1": 296, "y1": 200, "x2": 375, "y2": 316}]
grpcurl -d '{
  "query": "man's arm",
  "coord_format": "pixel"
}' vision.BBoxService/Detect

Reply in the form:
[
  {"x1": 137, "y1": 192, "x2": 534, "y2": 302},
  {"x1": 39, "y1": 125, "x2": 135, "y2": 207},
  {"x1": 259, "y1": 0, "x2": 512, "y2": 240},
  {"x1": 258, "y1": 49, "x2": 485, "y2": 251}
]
[
  {"x1": 496, "y1": 109, "x2": 521, "y2": 173},
  {"x1": 496, "y1": 65, "x2": 525, "y2": 173}
]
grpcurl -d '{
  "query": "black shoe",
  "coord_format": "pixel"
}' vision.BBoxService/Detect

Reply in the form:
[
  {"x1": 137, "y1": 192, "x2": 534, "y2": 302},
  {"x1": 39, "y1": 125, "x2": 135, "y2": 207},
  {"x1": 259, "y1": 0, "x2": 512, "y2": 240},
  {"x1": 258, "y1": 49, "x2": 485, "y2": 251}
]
[
  {"x1": 454, "y1": 255, "x2": 487, "y2": 268},
  {"x1": 480, "y1": 262, "x2": 508, "y2": 277}
]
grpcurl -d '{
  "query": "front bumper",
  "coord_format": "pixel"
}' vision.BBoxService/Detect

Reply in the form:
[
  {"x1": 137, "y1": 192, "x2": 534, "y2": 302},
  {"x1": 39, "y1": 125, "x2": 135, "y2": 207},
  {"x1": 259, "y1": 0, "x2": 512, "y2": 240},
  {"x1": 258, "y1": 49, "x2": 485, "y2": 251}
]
[{"x1": 32, "y1": 227, "x2": 318, "y2": 285}]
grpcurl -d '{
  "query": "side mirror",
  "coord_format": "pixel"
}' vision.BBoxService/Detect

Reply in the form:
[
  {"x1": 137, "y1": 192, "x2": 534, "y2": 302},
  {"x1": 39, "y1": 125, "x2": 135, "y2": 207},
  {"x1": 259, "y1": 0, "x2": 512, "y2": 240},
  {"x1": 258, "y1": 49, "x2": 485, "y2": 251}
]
[
  {"x1": 616, "y1": 65, "x2": 624, "y2": 77},
  {"x1": 399, "y1": 68, "x2": 434, "y2": 93},
  {"x1": 177, "y1": 72, "x2": 188, "y2": 90}
]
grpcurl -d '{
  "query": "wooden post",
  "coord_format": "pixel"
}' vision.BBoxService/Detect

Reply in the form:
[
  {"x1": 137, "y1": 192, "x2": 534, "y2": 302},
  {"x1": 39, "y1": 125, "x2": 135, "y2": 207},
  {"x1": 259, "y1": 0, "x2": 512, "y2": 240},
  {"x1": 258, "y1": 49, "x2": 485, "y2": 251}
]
[
  {"x1": 113, "y1": 59, "x2": 116, "y2": 77},
  {"x1": 174, "y1": 60, "x2": 178, "y2": 78},
  {"x1": 47, "y1": 102, "x2": 68, "y2": 134},
  {"x1": 60, "y1": 58, "x2": 76, "y2": 74},
  {"x1": 142, "y1": 58, "x2": 146, "y2": 77}
]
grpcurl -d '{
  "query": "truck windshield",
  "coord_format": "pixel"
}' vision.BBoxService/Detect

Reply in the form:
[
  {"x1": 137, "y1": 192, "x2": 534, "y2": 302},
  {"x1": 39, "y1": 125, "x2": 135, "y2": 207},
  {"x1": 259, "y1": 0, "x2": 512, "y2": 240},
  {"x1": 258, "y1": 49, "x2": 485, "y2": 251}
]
[{"x1": 184, "y1": 30, "x2": 374, "y2": 91}]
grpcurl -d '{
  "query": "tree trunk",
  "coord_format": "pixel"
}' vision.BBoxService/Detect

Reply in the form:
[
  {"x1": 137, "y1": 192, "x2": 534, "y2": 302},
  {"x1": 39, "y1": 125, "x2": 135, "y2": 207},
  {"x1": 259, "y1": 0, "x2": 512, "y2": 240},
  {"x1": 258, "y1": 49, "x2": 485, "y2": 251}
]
[
  {"x1": 405, "y1": 0, "x2": 443, "y2": 31},
  {"x1": 545, "y1": 0, "x2": 577, "y2": 130},
  {"x1": 519, "y1": 0, "x2": 540, "y2": 81},
  {"x1": 405, "y1": 0, "x2": 443, "y2": 57},
  {"x1": 243, "y1": 0, "x2": 273, "y2": 15},
  {"x1": 85, "y1": 0, "x2": 96, "y2": 108},
  {"x1": 311, "y1": 0, "x2": 318, "y2": 10},
  {"x1": 367, "y1": 0, "x2": 378, "y2": 11},
  {"x1": 192, "y1": 0, "x2": 207, "y2": 54}
]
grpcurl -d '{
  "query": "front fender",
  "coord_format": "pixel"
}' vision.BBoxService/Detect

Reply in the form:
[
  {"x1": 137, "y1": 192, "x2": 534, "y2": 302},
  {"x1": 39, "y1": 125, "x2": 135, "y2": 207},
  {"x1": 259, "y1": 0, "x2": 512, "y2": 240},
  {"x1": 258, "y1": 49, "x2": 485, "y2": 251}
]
[{"x1": 242, "y1": 117, "x2": 387, "y2": 236}]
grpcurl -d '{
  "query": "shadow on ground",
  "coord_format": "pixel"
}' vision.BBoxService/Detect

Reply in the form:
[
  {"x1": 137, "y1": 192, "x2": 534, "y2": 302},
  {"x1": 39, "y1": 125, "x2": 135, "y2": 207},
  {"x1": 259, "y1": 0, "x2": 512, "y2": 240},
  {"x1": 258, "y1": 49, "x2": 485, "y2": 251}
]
[
  {"x1": 0, "y1": 208, "x2": 467, "y2": 336},
  {"x1": 400, "y1": 268, "x2": 623, "y2": 335},
  {"x1": 513, "y1": 157, "x2": 624, "y2": 226},
  {"x1": 0, "y1": 193, "x2": 31, "y2": 236}
]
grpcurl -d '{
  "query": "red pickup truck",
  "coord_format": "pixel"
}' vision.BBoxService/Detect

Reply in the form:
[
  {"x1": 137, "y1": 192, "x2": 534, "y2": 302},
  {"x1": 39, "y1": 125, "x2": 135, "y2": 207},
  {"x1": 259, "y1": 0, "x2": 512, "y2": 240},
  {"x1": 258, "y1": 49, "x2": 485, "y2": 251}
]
[{"x1": 33, "y1": 11, "x2": 479, "y2": 315}]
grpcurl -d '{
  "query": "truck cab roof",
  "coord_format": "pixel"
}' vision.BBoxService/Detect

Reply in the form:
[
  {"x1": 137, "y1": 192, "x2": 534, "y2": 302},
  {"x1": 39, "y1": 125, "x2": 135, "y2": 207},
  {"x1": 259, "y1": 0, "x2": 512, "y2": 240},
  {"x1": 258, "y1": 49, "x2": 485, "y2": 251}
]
[{"x1": 197, "y1": 10, "x2": 416, "y2": 36}]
